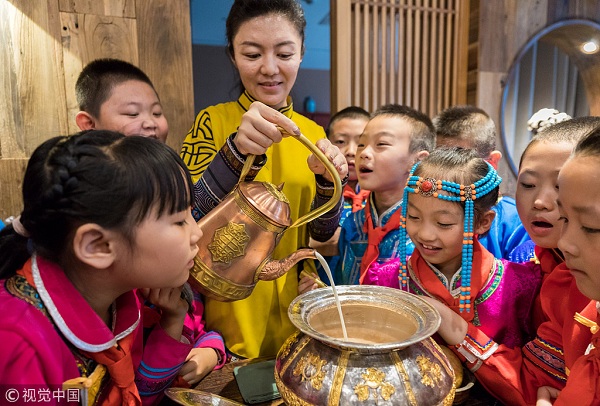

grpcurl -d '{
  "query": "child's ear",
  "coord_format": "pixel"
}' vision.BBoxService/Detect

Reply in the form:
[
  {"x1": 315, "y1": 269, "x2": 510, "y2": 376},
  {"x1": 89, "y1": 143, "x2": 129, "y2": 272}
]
[
  {"x1": 487, "y1": 150, "x2": 502, "y2": 170},
  {"x1": 75, "y1": 111, "x2": 97, "y2": 131},
  {"x1": 474, "y1": 210, "x2": 496, "y2": 235},
  {"x1": 414, "y1": 150, "x2": 430, "y2": 163},
  {"x1": 72, "y1": 223, "x2": 117, "y2": 269}
]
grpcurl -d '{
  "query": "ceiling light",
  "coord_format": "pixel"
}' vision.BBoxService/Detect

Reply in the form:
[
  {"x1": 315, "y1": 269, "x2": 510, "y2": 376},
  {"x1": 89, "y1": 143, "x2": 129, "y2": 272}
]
[{"x1": 581, "y1": 41, "x2": 599, "y2": 54}]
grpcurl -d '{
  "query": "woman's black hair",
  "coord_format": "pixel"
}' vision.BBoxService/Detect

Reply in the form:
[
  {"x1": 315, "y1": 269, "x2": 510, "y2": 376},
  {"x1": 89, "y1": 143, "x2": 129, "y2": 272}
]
[
  {"x1": 226, "y1": 0, "x2": 306, "y2": 58},
  {"x1": 0, "y1": 130, "x2": 194, "y2": 278}
]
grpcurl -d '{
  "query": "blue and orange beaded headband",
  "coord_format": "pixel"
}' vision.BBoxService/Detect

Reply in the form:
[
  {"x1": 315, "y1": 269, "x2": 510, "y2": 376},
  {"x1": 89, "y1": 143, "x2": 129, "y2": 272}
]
[{"x1": 398, "y1": 161, "x2": 502, "y2": 312}]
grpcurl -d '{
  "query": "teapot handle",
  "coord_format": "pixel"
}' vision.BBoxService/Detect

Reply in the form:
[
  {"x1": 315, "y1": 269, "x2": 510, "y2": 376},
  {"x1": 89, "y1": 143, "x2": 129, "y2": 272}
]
[{"x1": 237, "y1": 128, "x2": 342, "y2": 229}]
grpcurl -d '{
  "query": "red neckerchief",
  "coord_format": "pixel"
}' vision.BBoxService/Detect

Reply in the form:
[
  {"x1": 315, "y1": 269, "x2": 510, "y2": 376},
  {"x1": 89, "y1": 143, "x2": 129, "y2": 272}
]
[
  {"x1": 343, "y1": 184, "x2": 370, "y2": 213},
  {"x1": 409, "y1": 240, "x2": 494, "y2": 322},
  {"x1": 359, "y1": 199, "x2": 401, "y2": 284},
  {"x1": 534, "y1": 246, "x2": 564, "y2": 277},
  {"x1": 18, "y1": 260, "x2": 142, "y2": 406}
]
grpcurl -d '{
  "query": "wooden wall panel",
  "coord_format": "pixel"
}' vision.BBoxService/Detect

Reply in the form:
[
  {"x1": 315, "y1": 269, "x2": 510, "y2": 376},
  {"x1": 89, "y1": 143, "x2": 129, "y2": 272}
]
[
  {"x1": 0, "y1": 159, "x2": 28, "y2": 220},
  {"x1": 136, "y1": 0, "x2": 194, "y2": 152},
  {"x1": 0, "y1": 0, "x2": 193, "y2": 218},
  {"x1": 58, "y1": 0, "x2": 135, "y2": 18},
  {"x1": 60, "y1": 12, "x2": 138, "y2": 133},
  {"x1": 331, "y1": 0, "x2": 469, "y2": 117},
  {"x1": 0, "y1": 0, "x2": 68, "y2": 159}
]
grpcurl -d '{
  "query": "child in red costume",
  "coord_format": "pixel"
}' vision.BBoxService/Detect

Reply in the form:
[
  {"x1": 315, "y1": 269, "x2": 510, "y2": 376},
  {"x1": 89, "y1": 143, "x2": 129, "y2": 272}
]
[
  {"x1": 515, "y1": 117, "x2": 600, "y2": 330},
  {"x1": 431, "y1": 125, "x2": 600, "y2": 405}
]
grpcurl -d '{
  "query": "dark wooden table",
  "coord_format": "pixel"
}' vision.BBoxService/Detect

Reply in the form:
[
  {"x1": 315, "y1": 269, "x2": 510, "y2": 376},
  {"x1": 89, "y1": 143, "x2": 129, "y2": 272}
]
[
  {"x1": 162, "y1": 358, "x2": 500, "y2": 406},
  {"x1": 194, "y1": 358, "x2": 283, "y2": 405}
]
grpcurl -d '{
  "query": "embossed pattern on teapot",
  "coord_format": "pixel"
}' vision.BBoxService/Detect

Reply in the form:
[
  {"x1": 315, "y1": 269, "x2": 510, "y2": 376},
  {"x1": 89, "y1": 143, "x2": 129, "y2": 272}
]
[{"x1": 189, "y1": 130, "x2": 342, "y2": 302}]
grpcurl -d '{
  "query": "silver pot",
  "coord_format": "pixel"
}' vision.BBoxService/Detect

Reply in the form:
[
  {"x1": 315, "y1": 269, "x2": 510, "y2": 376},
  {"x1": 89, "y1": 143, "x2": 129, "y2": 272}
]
[{"x1": 275, "y1": 285, "x2": 455, "y2": 405}]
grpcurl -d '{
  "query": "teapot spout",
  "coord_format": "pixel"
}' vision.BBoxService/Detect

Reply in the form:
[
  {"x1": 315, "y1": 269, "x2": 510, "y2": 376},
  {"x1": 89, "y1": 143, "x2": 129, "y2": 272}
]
[{"x1": 258, "y1": 248, "x2": 317, "y2": 281}]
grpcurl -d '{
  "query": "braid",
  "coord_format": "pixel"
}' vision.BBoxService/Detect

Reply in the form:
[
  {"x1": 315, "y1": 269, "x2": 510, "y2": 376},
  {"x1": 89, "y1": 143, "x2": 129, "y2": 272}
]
[
  {"x1": 1, "y1": 130, "x2": 193, "y2": 279},
  {"x1": 18, "y1": 132, "x2": 121, "y2": 267},
  {"x1": 43, "y1": 141, "x2": 81, "y2": 210}
]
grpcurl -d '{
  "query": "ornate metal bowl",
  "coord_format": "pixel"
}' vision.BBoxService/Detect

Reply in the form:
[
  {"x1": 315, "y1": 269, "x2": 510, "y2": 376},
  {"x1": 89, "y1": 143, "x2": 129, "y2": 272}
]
[
  {"x1": 164, "y1": 388, "x2": 244, "y2": 406},
  {"x1": 275, "y1": 285, "x2": 455, "y2": 405}
]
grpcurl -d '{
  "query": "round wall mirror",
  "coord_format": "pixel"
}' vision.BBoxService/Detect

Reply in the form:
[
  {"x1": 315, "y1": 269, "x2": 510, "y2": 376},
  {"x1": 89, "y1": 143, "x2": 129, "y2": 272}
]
[{"x1": 500, "y1": 19, "x2": 600, "y2": 175}]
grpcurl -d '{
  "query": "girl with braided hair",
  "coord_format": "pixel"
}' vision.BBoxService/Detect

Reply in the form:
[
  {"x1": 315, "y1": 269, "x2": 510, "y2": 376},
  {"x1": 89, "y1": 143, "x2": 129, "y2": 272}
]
[
  {"x1": 0, "y1": 131, "x2": 202, "y2": 405},
  {"x1": 396, "y1": 148, "x2": 542, "y2": 354}
]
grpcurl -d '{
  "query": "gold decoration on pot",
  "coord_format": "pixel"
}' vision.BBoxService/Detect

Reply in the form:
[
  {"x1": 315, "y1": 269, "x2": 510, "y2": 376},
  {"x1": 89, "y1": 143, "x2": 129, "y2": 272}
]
[
  {"x1": 392, "y1": 352, "x2": 417, "y2": 405},
  {"x1": 354, "y1": 368, "x2": 395, "y2": 402},
  {"x1": 416, "y1": 355, "x2": 443, "y2": 387},
  {"x1": 276, "y1": 286, "x2": 455, "y2": 405},
  {"x1": 280, "y1": 331, "x2": 300, "y2": 359},
  {"x1": 207, "y1": 222, "x2": 249, "y2": 263},
  {"x1": 293, "y1": 353, "x2": 327, "y2": 390},
  {"x1": 274, "y1": 373, "x2": 313, "y2": 406}
]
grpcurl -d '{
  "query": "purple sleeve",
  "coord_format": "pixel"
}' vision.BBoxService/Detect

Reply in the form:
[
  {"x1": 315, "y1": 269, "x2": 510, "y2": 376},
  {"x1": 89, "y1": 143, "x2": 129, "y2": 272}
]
[
  {"x1": 183, "y1": 290, "x2": 226, "y2": 369},
  {"x1": 192, "y1": 134, "x2": 266, "y2": 220},
  {"x1": 136, "y1": 315, "x2": 193, "y2": 404},
  {"x1": 307, "y1": 174, "x2": 348, "y2": 242}
]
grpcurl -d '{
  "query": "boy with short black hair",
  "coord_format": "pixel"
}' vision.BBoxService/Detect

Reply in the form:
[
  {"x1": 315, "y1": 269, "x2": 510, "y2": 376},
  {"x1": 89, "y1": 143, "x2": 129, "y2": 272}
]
[
  {"x1": 75, "y1": 58, "x2": 169, "y2": 142},
  {"x1": 326, "y1": 106, "x2": 371, "y2": 212},
  {"x1": 306, "y1": 106, "x2": 370, "y2": 286},
  {"x1": 333, "y1": 104, "x2": 435, "y2": 285}
]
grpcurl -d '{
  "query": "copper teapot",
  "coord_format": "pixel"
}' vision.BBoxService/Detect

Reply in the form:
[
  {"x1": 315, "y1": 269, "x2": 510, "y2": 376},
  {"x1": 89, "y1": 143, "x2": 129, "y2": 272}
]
[{"x1": 189, "y1": 129, "x2": 342, "y2": 302}]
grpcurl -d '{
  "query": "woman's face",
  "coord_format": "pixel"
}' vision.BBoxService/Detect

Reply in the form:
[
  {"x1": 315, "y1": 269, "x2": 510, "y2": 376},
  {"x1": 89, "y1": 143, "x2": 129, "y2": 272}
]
[{"x1": 231, "y1": 13, "x2": 303, "y2": 110}]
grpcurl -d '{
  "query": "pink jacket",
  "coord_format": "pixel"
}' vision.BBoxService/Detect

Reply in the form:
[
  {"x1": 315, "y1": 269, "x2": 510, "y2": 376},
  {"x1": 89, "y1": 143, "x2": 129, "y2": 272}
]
[{"x1": 0, "y1": 256, "x2": 193, "y2": 405}]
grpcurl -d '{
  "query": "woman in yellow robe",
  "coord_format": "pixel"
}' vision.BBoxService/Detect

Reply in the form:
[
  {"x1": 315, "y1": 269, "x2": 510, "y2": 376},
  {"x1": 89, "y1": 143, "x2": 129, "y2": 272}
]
[{"x1": 180, "y1": 0, "x2": 348, "y2": 359}]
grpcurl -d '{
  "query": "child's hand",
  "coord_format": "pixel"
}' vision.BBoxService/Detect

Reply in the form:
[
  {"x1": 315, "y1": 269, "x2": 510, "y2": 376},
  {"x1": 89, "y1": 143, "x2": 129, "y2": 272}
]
[
  {"x1": 298, "y1": 274, "x2": 319, "y2": 295},
  {"x1": 141, "y1": 287, "x2": 189, "y2": 340},
  {"x1": 536, "y1": 386, "x2": 560, "y2": 406},
  {"x1": 419, "y1": 296, "x2": 468, "y2": 345},
  {"x1": 179, "y1": 347, "x2": 219, "y2": 385},
  {"x1": 308, "y1": 139, "x2": 348, "y2": 183},
  {"x1": 298, "y1": 270, "x2": 327, "y2": 295}
]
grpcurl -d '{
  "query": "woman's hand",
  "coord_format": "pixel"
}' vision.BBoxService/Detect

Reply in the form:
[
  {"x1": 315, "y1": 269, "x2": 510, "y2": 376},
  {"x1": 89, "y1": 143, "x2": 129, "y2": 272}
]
[
  {"x1": 536, "y1": 386, "x2": 560, "y2": 406},
  {"x1": 140, "y1": 286, "x2": 188, "y2": 341},
  {"x1": 308, "y1": 139, "x2": 348, "y2": 182},
  {"x1": 233, "y1": 101, "x2": 300, "y2": 156}
]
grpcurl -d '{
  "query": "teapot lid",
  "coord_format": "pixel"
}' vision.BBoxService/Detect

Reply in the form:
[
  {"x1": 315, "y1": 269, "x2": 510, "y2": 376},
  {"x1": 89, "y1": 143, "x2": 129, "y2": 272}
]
[{"x1": 239, "y1": 181, "x2": 292, "y2": 227}]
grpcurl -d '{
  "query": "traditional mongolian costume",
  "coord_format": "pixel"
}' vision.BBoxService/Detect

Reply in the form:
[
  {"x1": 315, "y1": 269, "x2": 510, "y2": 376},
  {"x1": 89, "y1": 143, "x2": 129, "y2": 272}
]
[
  {"x1": 0, "y1": 255, "x2": 194, "y2": 405},
  {"x1": 392, "y1": 162, "x2": 542, "y2": 349},
  {"x1": 180, "y1": 91, "x2": 343, "y2": 358},
  {"x1": 466, "y1": 264, "x2": 598, "y2": 405}
]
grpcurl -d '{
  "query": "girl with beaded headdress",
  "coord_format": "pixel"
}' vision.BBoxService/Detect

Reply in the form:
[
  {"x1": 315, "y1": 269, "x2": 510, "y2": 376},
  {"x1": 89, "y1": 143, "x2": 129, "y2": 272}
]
[
  {"x1": 434, "y1": 124, "x2": 600, "y2": 406},
  {"x1": 397, "y1": 148, "x2": 542, "y2": 357}
]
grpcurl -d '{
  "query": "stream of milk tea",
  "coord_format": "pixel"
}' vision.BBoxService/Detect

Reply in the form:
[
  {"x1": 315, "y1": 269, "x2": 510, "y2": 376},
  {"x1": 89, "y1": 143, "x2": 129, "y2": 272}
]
[{"x1": 314, "y1": 252, "x2": 348, "y2": 340}]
